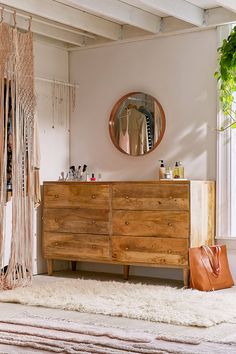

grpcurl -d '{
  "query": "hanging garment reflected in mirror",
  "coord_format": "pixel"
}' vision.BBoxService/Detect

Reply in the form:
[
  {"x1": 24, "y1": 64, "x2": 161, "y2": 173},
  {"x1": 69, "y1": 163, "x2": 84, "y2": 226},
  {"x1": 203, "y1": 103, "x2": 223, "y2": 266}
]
[{"x1": 109, "y1": 92, "x2": 166, "y2": 156}]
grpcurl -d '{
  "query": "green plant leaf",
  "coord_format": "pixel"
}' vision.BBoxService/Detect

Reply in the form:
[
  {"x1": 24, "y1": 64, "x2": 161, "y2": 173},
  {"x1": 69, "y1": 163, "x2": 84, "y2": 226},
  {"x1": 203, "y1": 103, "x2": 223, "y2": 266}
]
[{"x1": 216, "y1": 26, "x2": 236, "y2": 131}]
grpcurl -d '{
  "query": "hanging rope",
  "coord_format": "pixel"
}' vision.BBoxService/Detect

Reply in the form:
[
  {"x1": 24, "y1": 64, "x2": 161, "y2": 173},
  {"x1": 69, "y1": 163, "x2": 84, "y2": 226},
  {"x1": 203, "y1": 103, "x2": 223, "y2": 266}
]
[
  {"x1": 13, "y1": 10, "x2": 16, "y2": 28},
  {"x1": 0, "y1": 8, "x2": 4, "y2": 23},
  {"x1": 51, "y1": 80, "x2": 76, "y2": 130},
  {"x1": 0, "y1": 19, "x2": 36, "y2": 290},
  {"x1": 28, "y1": 16, "x2": 32, "y2": 32}
]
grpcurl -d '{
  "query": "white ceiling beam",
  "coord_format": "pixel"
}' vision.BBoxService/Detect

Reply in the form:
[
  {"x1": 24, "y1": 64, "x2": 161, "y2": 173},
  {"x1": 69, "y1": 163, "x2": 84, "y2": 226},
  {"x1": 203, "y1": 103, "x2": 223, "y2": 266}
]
[
  {"x1": 205, "y1": 7, "x2": 236, "y2": 26},
  {"x1": 215, "y1": 0, "x2": 236, "y2": 13},
  {"x1": 162, "y1": 17, "x2": 195, "y2": 33},
  {"x1": 123, "y1": 0, "x2": 204, "y2": 26},
  {"x1": 0, "y1": 0, "x2": 121, "y2": 40},
  {"x1": 162, "y1": 7, "x2": 236, "y2": 33},
  {"x1": 31, "y1": 21, "x2": 85, "y2": 47},
  {"x1": 33, "y1": 33, "x2": 72, "y2": 50},
  {"x1": 55, "y1": 0, "x2": 161, "y2": 34},
  {"x1": 2, "y1": 11, "x2": 86, "y2": 47}
]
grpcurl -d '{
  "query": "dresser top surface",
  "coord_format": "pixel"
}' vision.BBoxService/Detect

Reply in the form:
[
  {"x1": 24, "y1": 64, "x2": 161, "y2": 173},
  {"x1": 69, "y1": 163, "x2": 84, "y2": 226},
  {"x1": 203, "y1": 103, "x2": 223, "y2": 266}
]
[{"x1": 43, "y1": 180, "x2": 214, "y2": 185}]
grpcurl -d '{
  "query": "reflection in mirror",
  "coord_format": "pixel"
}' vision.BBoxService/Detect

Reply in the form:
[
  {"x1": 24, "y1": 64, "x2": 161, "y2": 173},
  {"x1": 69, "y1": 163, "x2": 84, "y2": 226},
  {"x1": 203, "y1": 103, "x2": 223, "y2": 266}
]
[{"x1": 109, "y1": 92, "x2": 165, "y2": 156}]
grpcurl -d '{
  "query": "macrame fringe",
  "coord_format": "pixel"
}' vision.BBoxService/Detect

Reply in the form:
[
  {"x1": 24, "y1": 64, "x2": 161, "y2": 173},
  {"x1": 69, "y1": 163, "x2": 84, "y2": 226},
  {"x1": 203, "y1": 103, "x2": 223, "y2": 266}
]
[
  {"x1": 52, "y1": 80, "x2": 75, "y2": 130},
  {"x1": 0, "y1": 23, "x2": 36, "y2": 290}
]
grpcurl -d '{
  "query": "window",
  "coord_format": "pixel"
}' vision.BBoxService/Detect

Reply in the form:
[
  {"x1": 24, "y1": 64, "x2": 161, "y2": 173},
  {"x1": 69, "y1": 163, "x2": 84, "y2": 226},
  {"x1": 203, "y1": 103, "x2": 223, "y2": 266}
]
[
  {"x1": 217, "y1": 25, "x2": 236, "y2": 239},
  {"x1": 231, "y1": 121, "x2": 236, "y2": 236}
]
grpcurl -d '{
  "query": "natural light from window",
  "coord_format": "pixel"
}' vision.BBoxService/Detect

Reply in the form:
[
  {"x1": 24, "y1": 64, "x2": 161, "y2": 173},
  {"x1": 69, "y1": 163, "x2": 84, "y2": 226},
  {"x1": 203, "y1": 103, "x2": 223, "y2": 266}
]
[
  {"x1": 231, "y1": 125, "x2": 236, "y2": 236},
  {"x1": 217, "y1": 24, "x2": 236, "y2": 239}
]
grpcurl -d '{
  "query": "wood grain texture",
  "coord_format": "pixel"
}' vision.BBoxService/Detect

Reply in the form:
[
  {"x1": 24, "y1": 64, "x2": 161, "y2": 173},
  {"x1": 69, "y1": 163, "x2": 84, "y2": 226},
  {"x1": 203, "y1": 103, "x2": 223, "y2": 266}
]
[
  {"x1": 183, "y1": 268, "x2": 190, "y2": 288},
  {"x1": 112, "y1": 236, "x2": 189, "y2": 265},
  {"x1": 112, "y1": 183, "x2": 189, "y2": 210},
  {"x1": 47, "y1": 259, "x2": 53, "y2": 275},
  {"x1": 123, "y1": 265, "x2": 130, "y2": 280},
  {"x1": 44, "y1": 208, "x2": 109, "y2": 234},
  {"x1": 43, "y1": 232, "x2": 110, "y2": 261},
  {"x1": 112, "y1": 210, "x2": 189, "y2": 238},
  {"x1": 44, "y1": 184, "x2": 109, "y2": 209},
  {"x1": 42, "y1": 181, "x2": 215, "y2": 282},
  {"x1": 190, "y1": 181, "x2": 215, "y2": 247}
]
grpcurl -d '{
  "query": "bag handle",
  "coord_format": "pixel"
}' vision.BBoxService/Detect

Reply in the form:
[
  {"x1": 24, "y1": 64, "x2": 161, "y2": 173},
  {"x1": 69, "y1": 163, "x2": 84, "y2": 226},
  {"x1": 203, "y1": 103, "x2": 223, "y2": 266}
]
[{"x1": 201, "y1": 245, "x2": 221, "y2": 277}]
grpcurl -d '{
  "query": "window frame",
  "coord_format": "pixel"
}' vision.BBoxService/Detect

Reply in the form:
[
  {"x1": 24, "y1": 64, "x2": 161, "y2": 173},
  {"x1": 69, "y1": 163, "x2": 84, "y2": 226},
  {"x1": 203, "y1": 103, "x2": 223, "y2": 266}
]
[{"x1": 216, "y1": 25, "x2": 236, "y2": 239}]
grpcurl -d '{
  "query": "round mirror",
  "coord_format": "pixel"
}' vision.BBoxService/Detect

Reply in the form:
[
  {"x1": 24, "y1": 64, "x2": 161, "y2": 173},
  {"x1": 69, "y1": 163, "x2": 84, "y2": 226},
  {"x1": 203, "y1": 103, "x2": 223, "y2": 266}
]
[{"x1": 109, "y1": 92, "x2": 165, "y2": 156}]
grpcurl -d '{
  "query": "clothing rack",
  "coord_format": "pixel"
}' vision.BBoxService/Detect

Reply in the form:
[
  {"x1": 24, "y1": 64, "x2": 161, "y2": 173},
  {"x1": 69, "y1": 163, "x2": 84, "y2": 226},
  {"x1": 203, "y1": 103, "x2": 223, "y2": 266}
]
[
  {"x1": 35, "y1": 76, "x2": 79, "y2": 88},
  {"x1": 127, "y1": 96, "x2": 153, "y2": 104}
]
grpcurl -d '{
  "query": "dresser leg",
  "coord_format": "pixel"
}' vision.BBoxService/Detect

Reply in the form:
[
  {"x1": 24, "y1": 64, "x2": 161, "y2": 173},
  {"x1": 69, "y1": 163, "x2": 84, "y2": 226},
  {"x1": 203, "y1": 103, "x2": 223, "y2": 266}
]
[
  {"x1": 71, "y1": 261, "x2": 77, "y2": 272},
  {"x1": 47, "y1": 259, "x2": 53, "y2": 276},
  {"x1": 123, "y1": 265, "x2": 130, "y2": 280},
  {"x1": 183, "y1": 268, "x2": 189, "y2": 288}
]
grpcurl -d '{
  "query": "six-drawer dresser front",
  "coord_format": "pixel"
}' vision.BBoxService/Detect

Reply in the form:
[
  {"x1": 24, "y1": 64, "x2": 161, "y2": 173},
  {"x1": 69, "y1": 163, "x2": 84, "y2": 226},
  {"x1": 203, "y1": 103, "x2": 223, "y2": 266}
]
[{"x1": 42, "y1": 180, "x2": 215, "y2": 286}]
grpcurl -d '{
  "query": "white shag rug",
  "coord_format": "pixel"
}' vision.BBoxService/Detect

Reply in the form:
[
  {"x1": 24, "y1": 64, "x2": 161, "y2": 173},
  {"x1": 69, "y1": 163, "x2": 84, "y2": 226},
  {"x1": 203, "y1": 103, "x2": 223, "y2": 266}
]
[{"x1": 0, "y1": 278, "x2": 236, "y2": 328}]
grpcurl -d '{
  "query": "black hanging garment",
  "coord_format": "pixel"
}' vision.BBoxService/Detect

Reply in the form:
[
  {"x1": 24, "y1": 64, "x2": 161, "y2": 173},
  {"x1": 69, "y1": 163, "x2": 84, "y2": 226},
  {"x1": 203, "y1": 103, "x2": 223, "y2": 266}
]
[{"x1": 138, "y1": 106, "x2": 154, "y2": 150}]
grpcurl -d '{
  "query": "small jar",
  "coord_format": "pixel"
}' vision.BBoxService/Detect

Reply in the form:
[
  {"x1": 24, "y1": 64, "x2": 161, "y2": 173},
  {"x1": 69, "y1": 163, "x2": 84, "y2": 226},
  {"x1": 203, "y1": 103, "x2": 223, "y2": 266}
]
[
  {"x1": 164, "y1": 166, "x2": 172, "y2": 179},
  {"x1": 90, "y1": 173, "x2": 96, "y2": 181}
]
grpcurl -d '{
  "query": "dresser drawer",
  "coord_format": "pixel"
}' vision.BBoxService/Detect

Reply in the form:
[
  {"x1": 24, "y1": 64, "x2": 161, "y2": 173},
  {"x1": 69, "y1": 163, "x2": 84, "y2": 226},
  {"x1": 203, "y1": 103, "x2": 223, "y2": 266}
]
[
  {"x1": 44, "y1": 184, "x2": 109, "y2": 209},
  {"x1": 43, "y1": 233, "x2": 110, "y2": 261},
  {"x1": 112, "y1": 183, "x2": 189, "y2": 210},
  {"x1": 112, "y1": 210, "x2": 189, "y2": 238},
  {"x1": 43, "y1": 208, "x2": 109, "y2": 235},
  {"x1": 112, "y1": 236, "x2": 188, "y2": 266}
]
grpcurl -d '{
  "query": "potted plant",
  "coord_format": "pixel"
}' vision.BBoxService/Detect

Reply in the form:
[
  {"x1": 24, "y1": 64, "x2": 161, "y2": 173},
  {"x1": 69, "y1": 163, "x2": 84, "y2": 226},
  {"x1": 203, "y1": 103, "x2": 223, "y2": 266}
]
[{"x1": 215, "y1": 26, "x2": 236, "y2": 130}]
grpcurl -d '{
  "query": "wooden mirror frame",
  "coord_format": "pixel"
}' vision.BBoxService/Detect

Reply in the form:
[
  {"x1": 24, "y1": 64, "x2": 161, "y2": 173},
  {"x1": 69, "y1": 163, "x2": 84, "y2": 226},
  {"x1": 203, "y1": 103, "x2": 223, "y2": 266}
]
[{"x1": 109, "y1": 92, "x2": 166, "y2": 156}]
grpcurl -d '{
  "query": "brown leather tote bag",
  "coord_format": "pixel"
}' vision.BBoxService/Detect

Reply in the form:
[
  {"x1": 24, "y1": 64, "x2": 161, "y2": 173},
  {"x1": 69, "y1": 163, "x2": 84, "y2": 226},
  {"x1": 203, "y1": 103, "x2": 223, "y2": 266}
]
[{"x1": 189, "y1": 245, "x2": 234, "y2": 291}]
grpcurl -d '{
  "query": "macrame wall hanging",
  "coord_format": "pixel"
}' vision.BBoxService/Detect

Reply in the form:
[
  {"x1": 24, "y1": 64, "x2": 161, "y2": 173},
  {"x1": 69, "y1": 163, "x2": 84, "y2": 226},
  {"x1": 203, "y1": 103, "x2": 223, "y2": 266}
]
[
  {"x1": 52, "y1": 80, "x2": 76, "y2": 130},
  {"x1": 35, "y1": 78, "x2": 76, "y2": 131},
  {"x1": 0, "y1": 12, "x2": 38, "y2": 289}
]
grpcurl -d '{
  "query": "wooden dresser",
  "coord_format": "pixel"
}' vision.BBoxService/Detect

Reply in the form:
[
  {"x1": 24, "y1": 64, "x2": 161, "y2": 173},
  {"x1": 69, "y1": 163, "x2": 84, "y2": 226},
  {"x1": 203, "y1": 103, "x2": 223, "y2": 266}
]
[{"x1": 42, "y1": 180, "x2": 215, "y2": 286}]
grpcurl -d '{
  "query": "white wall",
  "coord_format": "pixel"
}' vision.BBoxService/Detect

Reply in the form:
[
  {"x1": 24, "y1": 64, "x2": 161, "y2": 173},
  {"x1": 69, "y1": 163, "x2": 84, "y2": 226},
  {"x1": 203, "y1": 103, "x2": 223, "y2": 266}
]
[
  {"x1": 34, "y1": 41, "x2": 70, "y2": 182},
  {"x1": 34, "y1": 40, "x2": 70, "y2": 274},
  {"x1": 68, "y1": 29, "x2": 218, "y2": 281},
  {"x1": 69, "y1": 29, "x2": 217, "y2": 181}
]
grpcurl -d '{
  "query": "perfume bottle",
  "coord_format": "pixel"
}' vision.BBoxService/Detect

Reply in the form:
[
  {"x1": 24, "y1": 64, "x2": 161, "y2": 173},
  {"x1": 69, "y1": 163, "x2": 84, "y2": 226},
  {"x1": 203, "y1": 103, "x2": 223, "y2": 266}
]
[
  {"x1": 159, "y1": 160, "x2": 165, "y2": 180},
  {"x1": 164, "y1": 166, "x2": 172, "y2": 179},
  {"x1": 173, "y1": 162, "x2": 180, "y2": 179}
]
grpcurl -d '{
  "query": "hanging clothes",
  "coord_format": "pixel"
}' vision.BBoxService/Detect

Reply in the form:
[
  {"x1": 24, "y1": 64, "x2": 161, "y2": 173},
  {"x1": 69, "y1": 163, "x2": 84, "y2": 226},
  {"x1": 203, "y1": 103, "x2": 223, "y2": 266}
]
[
  {"x1": 115, "y1": 107, "x2": 148, "y2": 155},
  {"x1": 153, "y1": 102, "x2": 162, "y2": 142},
  {"x1": 138, "y1": 106, "x2": 154, "y2": 150},
  {"x1": 116, "y1": 109, "x2": 130, "y2": 154},
  {"x1": 6, "y1": 82, "x2": 13, "y2": 201}
]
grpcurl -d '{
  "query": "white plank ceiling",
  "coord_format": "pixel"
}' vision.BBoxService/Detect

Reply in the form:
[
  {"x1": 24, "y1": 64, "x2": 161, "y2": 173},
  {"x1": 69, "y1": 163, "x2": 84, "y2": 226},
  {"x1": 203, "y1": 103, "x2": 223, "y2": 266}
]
[{"x1": 0, "y1": 0, "x2": 235, "y2": 49}]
